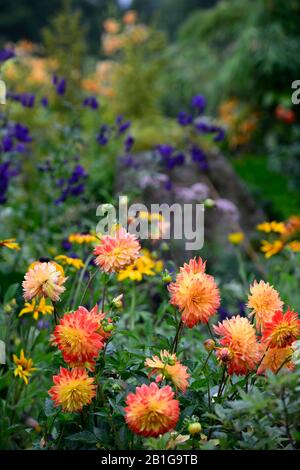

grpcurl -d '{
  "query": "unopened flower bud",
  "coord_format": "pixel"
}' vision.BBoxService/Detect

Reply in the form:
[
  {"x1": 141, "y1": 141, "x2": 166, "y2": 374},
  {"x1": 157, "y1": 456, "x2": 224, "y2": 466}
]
[
  {"x1": 111, "y1": 294, "x2": 123, "y2": 309},
  {"x1": 216, "y1": 347, "x2": 232, "y2": 363},
  {"x1": 188, "y1": 422, "x2": 202, "y2": 435},
  {"x1": 204, "y1": 198, "x2": 216, "y2": 208},
  {"x1": 103, "y1": 324, "x2": 114, "y2": 333},
  {"x1": 204, "y1": 339, "x2": 216, "y2": 351}
]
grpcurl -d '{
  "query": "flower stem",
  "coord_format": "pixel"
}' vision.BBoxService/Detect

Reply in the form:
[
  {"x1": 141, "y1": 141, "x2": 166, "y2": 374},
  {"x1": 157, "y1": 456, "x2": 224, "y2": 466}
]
[{"x1": 172, "y1": 319, "x2": 183, "y2": 354}]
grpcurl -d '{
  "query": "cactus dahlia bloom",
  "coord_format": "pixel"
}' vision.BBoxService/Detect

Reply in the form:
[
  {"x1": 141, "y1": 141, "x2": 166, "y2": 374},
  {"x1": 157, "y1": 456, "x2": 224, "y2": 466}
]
[
  {"x1": 262, "y1": 309, "x2": 300, "y2": 348},
  {"x1": 168, "y1": 258, "x2": 220, "y2": 328},
  {"x1": 214, "y1": 315, "x2": 261, "y2": 375},
  {"x1": 257, "y1": 345, "x2": 295, "y2": 375},
  {"x1": 52, "y1": 307, "x2": 104, "y2": 369},
  {"x1": 78, "y1": 305, "x2": 113, "y2": 342},
  {"x1": 145, "y1": 350, "x2": 190, "y2": 392},
  {"x1": 22, "y1": 261, "x2": 67, "y2": 302},
  {"x1": 93, "y1": 227, "x2": 140, "y2": 273},
  {"x1": 125, "y1": 382, "x2": 180, "y2": 437},
  {"x1": 48, "y1": 367, "x2": 96, "y2": 412},
  {"x1": 247, "y1": 280, "x2": 283, "y2": 332}
]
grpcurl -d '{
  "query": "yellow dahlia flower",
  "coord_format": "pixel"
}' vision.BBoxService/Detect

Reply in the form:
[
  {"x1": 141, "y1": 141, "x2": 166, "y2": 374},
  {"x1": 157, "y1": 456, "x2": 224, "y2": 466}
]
[{"x1": 48, "y1": 367, "x2": 96, "y2": 412}]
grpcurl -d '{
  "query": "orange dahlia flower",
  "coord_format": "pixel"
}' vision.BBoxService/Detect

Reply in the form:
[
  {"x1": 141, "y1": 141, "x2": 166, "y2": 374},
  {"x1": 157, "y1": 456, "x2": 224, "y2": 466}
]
[
  {"x1": 168, "y1": 257, "x2": 220, "y2": 328},
  {"x1": 145, "y1": 350, "x2": 190, "y2": 393},
  {"x1": 262, "y1": 309, "x2": 300, "y2": 348},
  {"x1": 79, "y1": 305, "x2": 113, "y2": 342},
  {"x1": 257, "y1": 345, "x2": 295, "y2": 375},
  {"x1": 214, "y1": 315, "x2": 261, "y2": 375},
  {"x1": 247, "y1": 280, "x2": 283, "y2": 331},
  {"x1": 49, "y1": 367, "x2": 96, "y2": 412},
  {"x1": 52, "y1": 307, "x2": 104, "y2": 369},
  {"x1": 94, "y1": 227, "x2": 140, "y2": 273},
  {"x1": 125, "y1": 382, "x2": 180, "y2": 437},
  {"x1": 22, "y1": 261, "x2": 67, "y2": 302}
]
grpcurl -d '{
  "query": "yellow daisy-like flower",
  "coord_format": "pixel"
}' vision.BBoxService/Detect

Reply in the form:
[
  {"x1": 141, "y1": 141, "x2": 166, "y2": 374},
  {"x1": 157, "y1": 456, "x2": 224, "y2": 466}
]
[
  {"x1": 68, "y1": 233, "x2": 98, "y2": 244},
  {"x1": 0, "y1": 239, "x2": 20, "y2": 251},
  {"x1": 257, "y1": 221, "x2": 286, "y2": 234},
  {"x1": 48, "y1": 367, "x2": 96, "y2": 413},
  {"x1": 247, "y1": 280, "x2": 283, "y2": 332},
  {"x1": 117, "y1": 249, "x2": 163, "y2": 281},
  {"x1": 13, "y1": 349, "x2": 36, "y2": 385},
  {"x1": 228, "y1": 232, "x2": 244, "y2": 245},
  {"x1": 145, "y1": 350, "x2": 190, "y2": 392},
  {"x1": 55, "y1": 255, "x2": 84, "y2": 270},
  {"x1": 19, "y1": 297, "x2": 54, "y2": 320},
  {"x1": 260, "y1": 239, "x2": 284, "y2": 258}
]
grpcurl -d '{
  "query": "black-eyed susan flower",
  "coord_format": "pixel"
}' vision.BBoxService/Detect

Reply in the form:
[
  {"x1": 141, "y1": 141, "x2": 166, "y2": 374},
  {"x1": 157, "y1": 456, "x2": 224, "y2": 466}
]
[
  {"x1": 13, "y1": 349, "x2": 36, "y2": 384},
  {"x1": 0, "y1": 238, "x2": 20, "y2": 250},
  {"x1": 228, "y1": 232, "x2": 244, "y2": 245},
  {"x1": 260, "y1": 239, "x2": 284, "y2": 258},
  {"x1": 117, "y1": 249, "x2": 163, "y2": 281},
  {"x1": 68, "y1": 233, "x2": 98, "y2": 244},
  {"x1": 257, "y1": 221, "x2": 286, "y2": 234},
  {"x1": 55, "y1": 254, "x2": 84, "y2": 270},
  {"x1": 19, "y1": 297, "x2": 54, "y2": 320}
]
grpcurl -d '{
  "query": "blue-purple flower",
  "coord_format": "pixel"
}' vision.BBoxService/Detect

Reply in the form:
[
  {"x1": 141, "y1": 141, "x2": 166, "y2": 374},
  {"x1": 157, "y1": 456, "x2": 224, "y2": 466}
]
[
  {"x1": 83, "y1": 96, "x2": 99, "y2": 109},
  {"x1": 191, "y1": 95, "x2": 206, "y2": 113}
]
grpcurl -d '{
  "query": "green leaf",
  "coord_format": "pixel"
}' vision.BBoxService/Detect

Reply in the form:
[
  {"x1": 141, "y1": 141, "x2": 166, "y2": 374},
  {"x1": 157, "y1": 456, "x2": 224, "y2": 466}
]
[{"x1": 65, "y1": 431, "x2": 97, "y2": 443}]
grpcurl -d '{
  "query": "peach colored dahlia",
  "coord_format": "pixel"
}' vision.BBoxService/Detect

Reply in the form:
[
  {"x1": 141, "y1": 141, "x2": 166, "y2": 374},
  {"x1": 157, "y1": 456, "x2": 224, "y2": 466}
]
[
  {"x1": 125, "y1": 382, "x2": 180, "y2": 437},
  {"x1": 22, "y1": 261, "x2": 67, "y2": 302},
  {"x1": 168, "y1": 257, "x2": 220, "y2": 328},
  {"x1": 214, "y1": 315, "x2": 261, "y2": 375},
  {"x1": 145, "y1": 350, "x2": 190, "y2": 392},
  {"x1": 247, "y1": 280, "x2": 283, "y2": 332},
  {"x1": 93, "y1": 227, "x2": 140, "y2": 273}
]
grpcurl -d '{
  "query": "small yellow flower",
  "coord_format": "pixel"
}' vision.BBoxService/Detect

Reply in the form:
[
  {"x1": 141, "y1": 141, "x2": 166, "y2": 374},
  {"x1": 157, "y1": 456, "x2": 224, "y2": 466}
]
[
  {"x1": 117, "y1": 249, "x2": 163, "y2": 281},
  {"x1": 261, "y1": 239, "x2": 284, "y2": 258},
  {"x1": 68, "y1": 233, "x2": 98, "y2": 244},
  {"x1": 19, "y1": 297, "x2": 54, "y2": 320},
  {"x1": 55, "y1": 255, "x2": 84, "y2": 270},
  {"x1": 257, "y1": 221, "x2": 286, "y2": 234},
  {"x1": 287, "y1": 240, "x2": 300, "y2": 253},
  {"x1": 0, "y1": 239, "x2": 20, "y2": 251},
  {"x1": 228, "y1": 232, "x2": 244, "y2": 245},
  {"x1": 13, "y1": 349, "x2": 36, "y2": 384}
]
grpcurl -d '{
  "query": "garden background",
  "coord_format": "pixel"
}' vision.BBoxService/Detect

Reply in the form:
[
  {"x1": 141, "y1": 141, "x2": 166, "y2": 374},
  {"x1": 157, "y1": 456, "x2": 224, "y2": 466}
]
[{"x1": 1, "y1": 0, "x2": 300, "y2": 451}]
